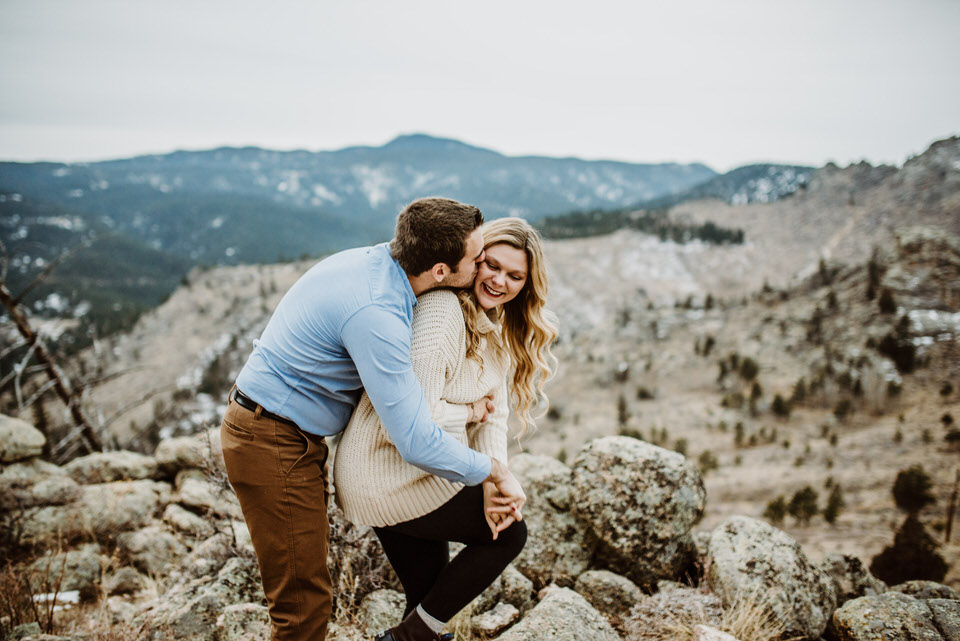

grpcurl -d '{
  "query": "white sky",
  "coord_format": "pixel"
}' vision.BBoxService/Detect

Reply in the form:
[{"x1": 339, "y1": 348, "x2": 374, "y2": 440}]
[{"x1": 0, "y1": 0, "x2": 957, "y2": 172}]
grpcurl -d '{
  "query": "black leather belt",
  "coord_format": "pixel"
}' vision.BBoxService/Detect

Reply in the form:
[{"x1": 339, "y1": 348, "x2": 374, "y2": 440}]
[{"x1": 232, "y1": 389, "x2": 299, "y2": 428}]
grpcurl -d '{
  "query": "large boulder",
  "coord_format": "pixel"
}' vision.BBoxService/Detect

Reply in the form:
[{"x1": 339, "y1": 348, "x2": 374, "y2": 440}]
[
  {"x1": 472, "y1": 564, "x2": 534, "y2": 616},
  {"x1": 176, "y1": 471, "x2": 242, "y2": 519},
  {"x1": 19, "y1": 479, "x2": 169, "y2": 547},
  {"x1": 118, "y1": 525, "x2": 190, "y2": 575},
  {"x1": 495, "y1": 586, "x2": 621, "y2": 641},
  {"x1": 820, "y1": 554, "x2": 887, "y2": 606},
  {"x1": 137, "y1": 556, "x2": 263, "y2": 641},
  {"x1": 1, "y1": 459, "x2": 79, "y2": 510},
  {"x1": 155, "y1": 435, "x2": 209, "y2": 475},
  {"x1": 28, "y1": 543, "x2": 105, "y2": 600},
  {"x1": 0, "y1": 414, "x2": 45, "y2": 463},
  {"x1": 65, "y1": 451, "x2": 158, "y2": 484},
  {"x1": 706, "y1": 516, "x2": 836, "y2": 640},
  {"x1": 163, "y1": 504, "x2": 216, "y2": 539},
  {"x1": 831, "y1": 592, "x2": 942, "y2": 641},
  {"x1": 509, "y1": 454, "x2": 594, "y2": 588},
  {"x1": 892, "y1": 581, "x2": 960, "y2": 601},
  {"x1": 571, "y1": 437, "x2": 705, "y2": 586}
]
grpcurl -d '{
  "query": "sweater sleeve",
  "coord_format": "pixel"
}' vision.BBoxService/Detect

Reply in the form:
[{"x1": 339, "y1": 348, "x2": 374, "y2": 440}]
[
  {"x1": 341, "y1": 301, "x2": 490, "y2": 485},
  {"x1": 410, "y1": 291, "x2": 470, "y2": 433},
  {"x1": 468, "y1": 377, "x2": 510, "y2": 463}
]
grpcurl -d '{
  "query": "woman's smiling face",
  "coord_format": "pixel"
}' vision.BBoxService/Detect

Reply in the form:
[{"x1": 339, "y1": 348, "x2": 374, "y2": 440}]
[{"x1": 474, "y1": 243, "x2": 528, "y2": 311}]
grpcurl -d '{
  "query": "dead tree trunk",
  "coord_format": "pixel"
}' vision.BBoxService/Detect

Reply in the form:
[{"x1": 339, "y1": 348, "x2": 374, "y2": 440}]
[{"x1": 0, "y1": 280, "x2": 102, "y2": 453}]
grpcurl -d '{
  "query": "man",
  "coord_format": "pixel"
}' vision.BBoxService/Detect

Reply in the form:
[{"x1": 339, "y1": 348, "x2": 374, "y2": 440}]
[{"x1": 220, "y1": 197, "x2": 525, "y2": 641}]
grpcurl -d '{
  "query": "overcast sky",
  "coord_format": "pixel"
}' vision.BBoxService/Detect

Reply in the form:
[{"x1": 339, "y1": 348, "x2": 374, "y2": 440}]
[{"x1": 1, "y1": 0, "x2": 957, "y2": 171}]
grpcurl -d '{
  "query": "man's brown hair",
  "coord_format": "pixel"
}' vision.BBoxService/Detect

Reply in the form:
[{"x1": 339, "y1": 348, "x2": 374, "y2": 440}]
[{"x1": 390, "y1": 197, "x2": 484, "y2": 276}]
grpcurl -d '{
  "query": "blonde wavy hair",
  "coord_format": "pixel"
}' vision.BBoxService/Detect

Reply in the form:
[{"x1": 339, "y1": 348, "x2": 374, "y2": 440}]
[{"x1": 457, "y1": 217, "x2": 558, "y2": 439}]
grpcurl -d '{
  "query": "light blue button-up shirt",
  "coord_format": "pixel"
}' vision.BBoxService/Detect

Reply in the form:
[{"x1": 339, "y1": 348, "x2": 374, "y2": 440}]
[{"x1": 235, "y1": 243, "x2": 491, "y2": 486}]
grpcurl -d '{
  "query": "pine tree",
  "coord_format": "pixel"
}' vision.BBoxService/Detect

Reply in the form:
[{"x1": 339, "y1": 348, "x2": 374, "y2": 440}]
[
  {"x1": 788, "y1": 486, "x2": 819, "y2": 525},
  {"x1": 823, "y1": 485, "x2": 845, "y2": 524}
]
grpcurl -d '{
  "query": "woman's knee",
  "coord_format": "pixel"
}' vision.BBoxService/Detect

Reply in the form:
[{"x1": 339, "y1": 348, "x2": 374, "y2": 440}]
[{"x1": 497, "y1": 519, "x2": 527, "y2": 558}]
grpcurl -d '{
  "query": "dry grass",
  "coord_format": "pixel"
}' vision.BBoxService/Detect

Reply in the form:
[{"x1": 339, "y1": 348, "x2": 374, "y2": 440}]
[{"x1": 624, "y1": 588, "x2": 801, "y2": 641}]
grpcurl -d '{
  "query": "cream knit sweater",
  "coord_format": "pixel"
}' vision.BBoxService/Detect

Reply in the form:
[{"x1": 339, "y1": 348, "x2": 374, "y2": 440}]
[{"x1": 333, "y1": 289, "x2": 510, "y2": 527}]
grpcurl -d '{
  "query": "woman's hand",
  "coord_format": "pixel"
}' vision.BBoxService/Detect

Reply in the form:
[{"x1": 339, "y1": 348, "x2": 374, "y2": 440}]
[
  {"x1": 483, "y1": 481, "x2": 522, "y2": 540},
  {"x1": 466, "y1": 393, "x2": 495, "y2": 424}
]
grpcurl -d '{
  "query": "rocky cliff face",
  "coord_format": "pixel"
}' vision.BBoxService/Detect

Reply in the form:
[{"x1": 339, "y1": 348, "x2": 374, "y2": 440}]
[{"x1": 3, "y1": 415, "x2": 959, "y2": 641}]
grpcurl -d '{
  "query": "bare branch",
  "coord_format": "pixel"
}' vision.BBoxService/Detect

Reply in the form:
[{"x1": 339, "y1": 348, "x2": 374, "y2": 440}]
[
  {"x1": 0, "y1": 279, "x2": 102, "y2": 453},
  {"x1": 101, "y1": 386, "x2": 171, "y2": 429},
  {"x1": 0, "y1": 337, "x2": 28, "y2": 360},
  {"x1": 21, "y1": 379, "x2": 58, "y2": 412},
  {"x1": 75, "y1": 365, "x2": 152, "y2": 392},
  {"x1": 12, "y1": 236, "x2": 95, "y2": 306}
]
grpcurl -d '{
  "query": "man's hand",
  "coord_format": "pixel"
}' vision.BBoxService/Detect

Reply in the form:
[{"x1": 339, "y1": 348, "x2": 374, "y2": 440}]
[
  {"x1": 485, "y1": 458, "x2": 526, "y2": 521},
  {"x1": 466, "y1": 394, "x2": 495, "y2": 424}
]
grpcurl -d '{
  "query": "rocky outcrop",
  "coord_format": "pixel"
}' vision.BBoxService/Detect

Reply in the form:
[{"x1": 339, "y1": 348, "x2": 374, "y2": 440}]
[
  {"x1": 509, "y1": 454, "x2": 594, "y2": 588},
  {"x1": 494, "y1": 586, "x2": 621, "y2": 641},
  {"x1": 893, "y1": 581, "x2": 960, "y2": 601},
  {"x1": 820, "y1": 553, "x2": 887, "y2": 606},
  {"x1": 64, "y1": 450, "x2": 158, "y2": 484},
  {"x1": 571, "y1": 437, "x2": 706, "y2": 587},
  {"x1": 0, "y1": 413, "x2": 46, "y2": 462},
  {"x1": 832, "y1": 592, "x2": 943, "y2": 641},
  {"x1": 706, "y1": 516, "x2": 836, "y2": 640},
  {"x1": 574, "y1": 570, "x2": 642, "y2": 620}
]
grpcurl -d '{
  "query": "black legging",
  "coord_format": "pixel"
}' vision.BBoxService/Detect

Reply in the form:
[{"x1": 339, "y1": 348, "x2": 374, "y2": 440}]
[{"x1": 374, "y1": 484, "x2": 527, "y2": 622}]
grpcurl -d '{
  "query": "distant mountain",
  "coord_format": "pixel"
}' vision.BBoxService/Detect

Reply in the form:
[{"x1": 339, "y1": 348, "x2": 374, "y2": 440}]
[
  {"x1": 0, "y1": 192, "x2": 188, "y2": 343},
  {"x1": 636, "y1": 163, "x2": 814, "y2": 210},
  {"x1": 0, "y1": 134, "x2": 716, "y2": 247},
  {"x1": 536, "y1": 163, "x2": 812, "y2": 241}
]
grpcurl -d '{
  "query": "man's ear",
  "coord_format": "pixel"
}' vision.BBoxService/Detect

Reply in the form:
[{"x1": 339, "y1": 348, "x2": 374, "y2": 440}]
[{"x1": 429, "y1": 263, "x2": 450, "y2": 284}]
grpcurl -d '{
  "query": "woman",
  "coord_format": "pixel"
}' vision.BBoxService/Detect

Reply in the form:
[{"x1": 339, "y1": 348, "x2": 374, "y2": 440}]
[{"x1": 334, "y1": 217, "x2": 557, "y2": 641}]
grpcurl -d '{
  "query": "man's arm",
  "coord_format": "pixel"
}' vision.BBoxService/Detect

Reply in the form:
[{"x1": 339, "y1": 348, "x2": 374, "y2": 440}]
[{"x1": 341, "y1": 304, "x2": 491, "y2": 485}]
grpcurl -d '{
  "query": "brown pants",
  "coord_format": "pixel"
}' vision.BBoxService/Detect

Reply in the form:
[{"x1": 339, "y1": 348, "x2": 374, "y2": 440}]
[{"x1": 220, "y1": 396, "x2": 332, "y2": 641}]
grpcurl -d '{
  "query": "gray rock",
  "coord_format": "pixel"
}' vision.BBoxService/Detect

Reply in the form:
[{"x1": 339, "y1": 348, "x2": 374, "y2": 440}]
[
  {"x1": 30, "y1": 475, "x2": 81, "y2": 506},
  {"x1": 163, "y1": 503, "x2": 216, "y2": 538},
  {"x1": 118, "y1": 525, "x2": 189, "y2": 575},
  {"x1": 472, "y1": 575, "x2": 503, "y2": 615},
  {"x1": 0, "y1": 457, "x2": 67, "y2": 480},
  {"x1": 137, "y1": 556, "x2": 263, "y2": 641},
  {"x1": 358, "y1": 589, "x2": 405, "y2": 636},
  {"x1": 0, "y1": 413, "x2": 45, "y2": 463},
  {"x1": 510, "y1": 454, "x2": 594, "y2": 588},
  {"x1": 81, "y1": 480, "x2": 170, "y2": 535},
  {"x1": 28, "y1": 543, "x2": 104, "y2": 600},
  {"x1": 217, "y1": 603, "x2": 272, "y2": 641},
  {"x1": 155, "y1": 435, "x2": 209, "y2": 475},
  {"x1": 472, "y1": 602, "x2": 519, "y2": 638},
  {"x1": 892, "y1": 580, "x2": 960, "y2": 600},
  {"x1": 706, "y1": 516, "x2": 836, "y2": 640},
  {"x1": 574, "y1": 569, "x2": 642, "y2": 619},
  {"x1": 104, "y1": 566, "x2": 148, "y2": 595},
  {"x1": 831, "y1": 592, "x2": 941, "y2": 641},
  {"x1": 176, "y1": 474, "x2": 241, "y2": 519},
  {"x1": 495, "y1": 586, "x2": 621, "y2": 641},
  {"x1": 571, "y1": 437, "x2": 706, "y2": 587},
  {"x1": 928, "y1": 599, "x2": 960, "y2": 641},
  {"x1": 7, "y1": 622, "x2": 42, "y2": 640},
  {"x1": 104, "y1": 595, "x2": 138, "y2": 625},
  {"x1": 501, "y1": 564, "x2": 534, "y2": 614},
  {"x1": 693, "y1": 625, "x2": 742, "y2": 641},
  {"x1": 820, "y1": 554, "x2": 887, "y2": 606},
  {"x1": 65, "y1": 450, "x2": 158, "y2": 484}
]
